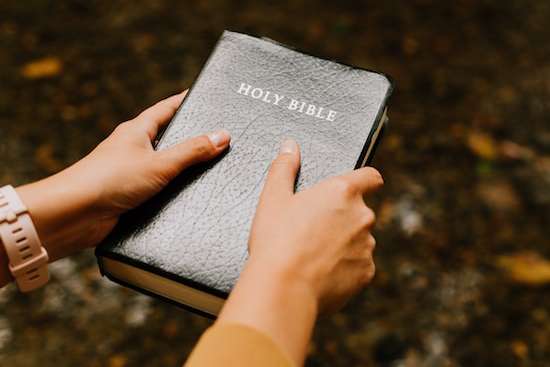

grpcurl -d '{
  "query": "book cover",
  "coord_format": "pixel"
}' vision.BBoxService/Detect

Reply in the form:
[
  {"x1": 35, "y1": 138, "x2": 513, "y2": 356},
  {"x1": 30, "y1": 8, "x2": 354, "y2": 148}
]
[{"x1": 96, "y1": 30, "x2": 393, "y2": 317}]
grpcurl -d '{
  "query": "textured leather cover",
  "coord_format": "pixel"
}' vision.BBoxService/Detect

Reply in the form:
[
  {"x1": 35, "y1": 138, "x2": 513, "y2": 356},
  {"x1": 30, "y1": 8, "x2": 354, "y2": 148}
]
[{"x1": 96, "y1": 30, "x2": 393, "y2": 301}]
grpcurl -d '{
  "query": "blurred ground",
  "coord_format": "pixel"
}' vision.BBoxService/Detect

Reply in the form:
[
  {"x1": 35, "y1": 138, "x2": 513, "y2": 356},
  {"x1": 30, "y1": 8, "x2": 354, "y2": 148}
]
[{"x1": 1, "y1": 1, "x2": 549, "y2": 366}]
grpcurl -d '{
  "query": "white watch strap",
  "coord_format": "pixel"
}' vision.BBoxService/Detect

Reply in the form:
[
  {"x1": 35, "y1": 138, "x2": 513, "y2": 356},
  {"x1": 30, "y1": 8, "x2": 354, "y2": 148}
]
[{"x1": 0, "y1": 185, "x2": 49, "y2": 292}]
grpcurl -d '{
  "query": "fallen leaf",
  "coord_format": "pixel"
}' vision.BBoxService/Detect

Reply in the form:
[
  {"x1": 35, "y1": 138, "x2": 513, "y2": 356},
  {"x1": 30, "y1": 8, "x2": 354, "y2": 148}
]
[
  {"x1": 477, "y1": 181, "x2": 521, "y2": 211},
  {"x1": 511, "y1": 340, "x2": 528, "y2": 359},
  {"x1": 467, "y1": 132, "x2": 497, "y2": 160},
  {"x1": 499, "y1": 141, "x2": 535, "y2": 161},
  {"x1": 497, "y1": 252, "x2": 550, "y2": 285},
  {"x1": 108, "y1": 355, "x2": 127, "y2": 367},
  {"x1": 21, "y1": 57, "x2": 62, "y2": 79}
]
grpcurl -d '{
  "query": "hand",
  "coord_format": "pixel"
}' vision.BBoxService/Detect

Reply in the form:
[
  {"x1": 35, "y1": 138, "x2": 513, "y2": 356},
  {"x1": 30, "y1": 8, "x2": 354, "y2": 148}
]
[
  {"x1": 249, "y1": 139, "x2": 381, "y2": 313},
  {"x1": 7, "y1": 92, "x2": 230, "y2": 265},
  {"x1": 63, "y1": 92, "x2": 231, "y2": 216},
  {"x1": 218, "y1": 139, "x2": 382, "y2": 365}
]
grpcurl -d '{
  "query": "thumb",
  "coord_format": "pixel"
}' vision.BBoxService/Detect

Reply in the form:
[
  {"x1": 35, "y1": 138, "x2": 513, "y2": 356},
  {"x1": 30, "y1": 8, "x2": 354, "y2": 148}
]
[
  {"x1": 257, "y1": 139, "x2": 301, "y2": 210},
  {"x1": 156, "y1": 129, "x2": 231, "y2": 178}
]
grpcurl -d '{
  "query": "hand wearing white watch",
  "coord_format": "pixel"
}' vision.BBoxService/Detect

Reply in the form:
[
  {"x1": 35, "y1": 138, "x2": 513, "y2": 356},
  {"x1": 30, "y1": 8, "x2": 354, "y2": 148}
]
[{"x1": 0, "y1": 91, "x2": 231, "y2": 290}]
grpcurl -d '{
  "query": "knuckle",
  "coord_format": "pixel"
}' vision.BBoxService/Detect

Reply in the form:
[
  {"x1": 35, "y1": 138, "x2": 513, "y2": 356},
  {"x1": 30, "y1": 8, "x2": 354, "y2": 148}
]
[
  {"x1": 113, "y1": 121, "x2": 130, "y2": 133},
  {"x1": 362, "y1": 245, "x2": 374, "y2": 260},
  {"x1": 361, "y1": 262, "x2": 376, "y2": 285},
  {"x1": 368, "y1": 263, "x2": 376, "y2": 281},
  {"x1": 369, "y1": 235, "x2": 376, "y2": 250},
  {"x1": 363, "y1": 234, "x2": 376, "y2": 252},
  {"x1": 332, "y1": 177, "x2": 355, "y2": 197},
  {"x1": 111, "y1": 121, "x2": 137, "y2": 139},
  {"x1": 361, "y1": 207, "x2": 376, "y2": 227},
  {"x1": 365, "y1": 167, "x2": 384, "y2": 186}
]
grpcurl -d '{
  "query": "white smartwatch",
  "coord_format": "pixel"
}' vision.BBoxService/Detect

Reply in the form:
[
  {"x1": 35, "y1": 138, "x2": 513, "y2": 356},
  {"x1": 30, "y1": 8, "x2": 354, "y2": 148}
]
[{"x1": 0, "y1": 185, "x2": 49, "y2": 292}]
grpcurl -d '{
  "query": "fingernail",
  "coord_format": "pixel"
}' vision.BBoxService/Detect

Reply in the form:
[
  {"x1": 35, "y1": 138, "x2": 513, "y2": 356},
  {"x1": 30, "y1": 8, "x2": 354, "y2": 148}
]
[
  {"x1": 280, "y1": 138, "x2": 298, "y2": 154},
  {"x1": 208, "y1": 129, "x2": 231, "y2": 148}
]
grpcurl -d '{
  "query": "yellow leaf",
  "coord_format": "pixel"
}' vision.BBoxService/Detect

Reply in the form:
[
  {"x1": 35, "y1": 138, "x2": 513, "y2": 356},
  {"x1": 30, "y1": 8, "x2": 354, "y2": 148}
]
[
  {"x1": 511, "y1": 340, "x2": 528, "y2": 359},
  {"x1": 108, "y1": 355, "x2": 127, "y2": 367},
  {"x1": 21, "y1": 57, "x2": 62, "y2": 79},
  {"x1": 497, "y1": 252, "x2": 550, "y2": 285},
  {"x1": 467, "y1": 132, "x2": 497, "y2": 160}
]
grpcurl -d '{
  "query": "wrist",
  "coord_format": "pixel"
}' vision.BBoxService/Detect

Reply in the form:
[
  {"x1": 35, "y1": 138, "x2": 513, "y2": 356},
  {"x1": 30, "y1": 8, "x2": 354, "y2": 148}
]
[
  {"x1": 15, "y1": 167, "x2": 108, "y2": 260},
  {"x1": 218, "y1": 256, "x2": 319, "y2": 365},
  {"x1": 246, "y1": 253, "x2": 321, "y2": 309},
  {"x1": 245, "y1": 256, "x2": 320, "y2": 312}
]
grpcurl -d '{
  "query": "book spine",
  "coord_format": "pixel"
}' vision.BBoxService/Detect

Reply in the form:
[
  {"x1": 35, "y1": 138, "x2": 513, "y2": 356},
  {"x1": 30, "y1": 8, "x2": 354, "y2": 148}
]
[{"x1": 354, "y1": 72, "x2": 393, "y2": 169}]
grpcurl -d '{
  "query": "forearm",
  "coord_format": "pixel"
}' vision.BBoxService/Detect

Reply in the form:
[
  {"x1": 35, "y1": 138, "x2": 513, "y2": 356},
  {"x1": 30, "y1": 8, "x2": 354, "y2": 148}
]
[
  {"x1": 0, "y1": 167, "x2": 110, "y2": 288},
  {"x1": 217, "y1": 258, "x2": 318, "y2": 366},
  {"x1": 15, "y1": 166, "x2": 113, "y2": 255}
]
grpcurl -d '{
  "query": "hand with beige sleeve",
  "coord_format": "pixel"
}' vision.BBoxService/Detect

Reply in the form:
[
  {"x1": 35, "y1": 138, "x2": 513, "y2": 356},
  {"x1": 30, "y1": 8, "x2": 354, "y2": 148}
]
[{"x1": 213, "y1": 139, "x2": 382, "y2": 366}]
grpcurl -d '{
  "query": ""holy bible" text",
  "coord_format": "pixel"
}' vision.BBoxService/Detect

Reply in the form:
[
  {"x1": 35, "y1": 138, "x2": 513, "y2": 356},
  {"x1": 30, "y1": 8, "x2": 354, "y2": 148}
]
[{"x1": 236, "y1": 82, "x2": 338, "y2": 122}]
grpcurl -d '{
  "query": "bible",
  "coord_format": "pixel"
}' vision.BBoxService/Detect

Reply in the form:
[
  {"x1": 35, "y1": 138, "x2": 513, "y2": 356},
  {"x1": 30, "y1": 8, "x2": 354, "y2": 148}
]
[{"x1": 96, "y1": 30, "x2": 393, "y2": 317}]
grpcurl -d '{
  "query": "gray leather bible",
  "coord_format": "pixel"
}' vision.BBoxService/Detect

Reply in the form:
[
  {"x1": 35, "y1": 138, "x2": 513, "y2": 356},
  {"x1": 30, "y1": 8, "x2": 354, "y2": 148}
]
[{"x1": 96, "y1": 30, "x2": 393, "y2": 317}]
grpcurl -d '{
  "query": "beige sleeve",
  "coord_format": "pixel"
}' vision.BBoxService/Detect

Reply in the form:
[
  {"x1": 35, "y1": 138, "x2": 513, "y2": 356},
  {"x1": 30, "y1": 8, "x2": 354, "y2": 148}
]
[{"x1": 185, "y1": 323, "x2": 295, "y2": 367}]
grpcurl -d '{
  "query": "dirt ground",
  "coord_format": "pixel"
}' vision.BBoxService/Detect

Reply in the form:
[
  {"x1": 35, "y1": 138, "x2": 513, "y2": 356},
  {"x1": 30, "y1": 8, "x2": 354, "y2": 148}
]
[{"x1": 0, "y1": 1, "x2": 549, "y2": 366}]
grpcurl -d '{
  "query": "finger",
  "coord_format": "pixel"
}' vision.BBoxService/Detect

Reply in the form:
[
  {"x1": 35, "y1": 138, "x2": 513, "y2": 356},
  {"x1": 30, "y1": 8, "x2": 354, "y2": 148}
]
[
  {"x1": 348, "y1": 230, "x2": 375, "y2": 258},
  {"x1": 258, "y1": 139, "x2": 301, "y2": 210},
  {"x1": 363, "y1": 259, "x2": 376, "y2": 284},
  {"x1": 352, "y1": 253, "x2": 376, "y2": 288},
  {"x1": 367, "y1": 233, "x2": 376, "y2": 251},
  {"x1": 361, "y1": 206, "x2": 376, "y2": 229},
  {"x1": 137, "y1": 91, "x2": 187, "y2": 139},
  {"x1": 156, "y1": 129, "x2": 230, "y2": 178},
  {"x1": 342, "y1": 166, "x2": 384, "y2": 195}
]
